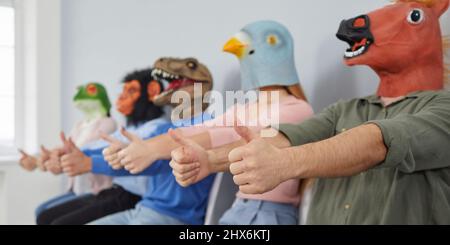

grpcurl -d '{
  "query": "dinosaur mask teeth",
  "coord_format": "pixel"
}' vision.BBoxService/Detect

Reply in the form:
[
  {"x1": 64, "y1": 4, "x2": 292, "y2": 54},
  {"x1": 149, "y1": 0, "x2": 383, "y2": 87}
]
[
  {"x1": 151, "y1": 69, "x2": 196, "y2": 93},
  {"x1": 151, "y1": 69, "x2": 181, "y2": 80}
]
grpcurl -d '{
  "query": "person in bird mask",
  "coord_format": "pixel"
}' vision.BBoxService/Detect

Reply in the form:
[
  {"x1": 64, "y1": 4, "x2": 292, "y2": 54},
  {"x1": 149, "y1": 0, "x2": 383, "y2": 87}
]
[
  {"x1": 173, "y1": 0, "x2": 450, "y2": 225},
  {"x1": 125, "y1": 20, "x2": 314, "y2": 225}
]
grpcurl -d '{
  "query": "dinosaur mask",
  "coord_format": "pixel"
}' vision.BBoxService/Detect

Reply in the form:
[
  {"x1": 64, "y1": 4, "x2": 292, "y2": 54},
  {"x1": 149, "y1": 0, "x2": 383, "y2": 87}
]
[
  {"x1": 149, "y1": 57, "x2": 213, "y2": 108},
  {"x1": 336, "y1": 0, "x2": 449, "y2": 97}
]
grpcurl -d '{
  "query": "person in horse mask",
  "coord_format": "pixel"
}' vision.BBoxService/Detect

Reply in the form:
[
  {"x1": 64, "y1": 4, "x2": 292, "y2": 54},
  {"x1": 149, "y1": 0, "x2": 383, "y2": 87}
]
[{"x1": 169, "y1": 0, "x2": 450, "y2": 225}]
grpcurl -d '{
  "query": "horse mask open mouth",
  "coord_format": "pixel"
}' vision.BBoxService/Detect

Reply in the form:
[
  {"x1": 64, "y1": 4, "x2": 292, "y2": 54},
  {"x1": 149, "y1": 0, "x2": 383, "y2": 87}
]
[
  {"x1": 149, "y1": 57, "x2": 213, "y2": 106},
  {"x1": 335, "y1": 0, "x2": 449, "y2": 97},
  {"x1": 336, "y1": 15, "x2": 374, "y2": 59}
]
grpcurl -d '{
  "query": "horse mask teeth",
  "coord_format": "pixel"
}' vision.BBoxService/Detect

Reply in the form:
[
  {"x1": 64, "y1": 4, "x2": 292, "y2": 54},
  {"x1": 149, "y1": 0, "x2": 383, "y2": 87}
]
[
  {"x1": 336, "y1": 15, "x2": 374, "y2": 59},
  {"x1": 335, "y1": 0, "x2": 449, "y2": 97}
]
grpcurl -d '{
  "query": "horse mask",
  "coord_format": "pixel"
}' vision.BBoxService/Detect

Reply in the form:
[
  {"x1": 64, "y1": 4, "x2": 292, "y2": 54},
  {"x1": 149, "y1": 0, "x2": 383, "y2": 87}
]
[{"x1": 337, "y1": 0, "x2": 449, "y2": 97}]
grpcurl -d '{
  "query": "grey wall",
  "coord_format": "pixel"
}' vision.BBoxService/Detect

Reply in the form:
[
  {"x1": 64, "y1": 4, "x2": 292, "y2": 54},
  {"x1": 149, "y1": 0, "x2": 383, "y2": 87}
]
[{"x1": 61, "y1": 0, "x2": 450, "y2": 131}]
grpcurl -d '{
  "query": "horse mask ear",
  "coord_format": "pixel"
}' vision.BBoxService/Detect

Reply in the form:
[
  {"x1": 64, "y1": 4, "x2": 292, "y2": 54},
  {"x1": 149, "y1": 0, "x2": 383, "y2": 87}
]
[{"x1": 432, "y1": 0, "x2": 449, "y2": 17}]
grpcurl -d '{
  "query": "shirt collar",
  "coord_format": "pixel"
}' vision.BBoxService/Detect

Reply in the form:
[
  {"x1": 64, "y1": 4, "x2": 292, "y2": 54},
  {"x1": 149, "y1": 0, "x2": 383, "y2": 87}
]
[{"x1": 361, "y1": 91, "x2": 424, "y2": 105}]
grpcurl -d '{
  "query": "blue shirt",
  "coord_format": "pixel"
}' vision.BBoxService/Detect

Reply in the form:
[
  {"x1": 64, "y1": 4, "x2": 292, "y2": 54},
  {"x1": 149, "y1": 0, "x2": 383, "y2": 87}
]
[
  {"x1": 90, "y1": 113, "x2": 216, "y2": 225},
  {"x1": 82, "y1": 118, "x2": 169, "y2": 196}
]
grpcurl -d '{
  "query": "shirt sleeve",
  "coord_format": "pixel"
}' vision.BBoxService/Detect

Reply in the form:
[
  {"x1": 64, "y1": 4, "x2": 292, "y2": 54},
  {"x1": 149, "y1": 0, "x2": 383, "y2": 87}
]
[
  {"x1": 178, "y1": 106, "x2": 235, "y2": 147},
  {"x1": 90, "y1": 154, "x2": 167, "y2": 176},
  {"x1": 368, "y1": 93, "x2": 450, "y2": 173},
  {"x1": 277, "y1": 103, "x2": 339, "y2": 147}
]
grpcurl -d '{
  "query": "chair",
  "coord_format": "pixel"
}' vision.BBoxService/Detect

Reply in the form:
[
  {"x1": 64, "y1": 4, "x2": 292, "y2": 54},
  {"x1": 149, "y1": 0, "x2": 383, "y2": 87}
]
[{"x1": 204, "y1": 173, "x2": 239, "y2": 225}]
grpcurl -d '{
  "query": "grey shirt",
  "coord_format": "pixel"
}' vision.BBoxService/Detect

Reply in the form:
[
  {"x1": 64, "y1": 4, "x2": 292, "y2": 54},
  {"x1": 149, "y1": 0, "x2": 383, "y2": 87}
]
[{"x1": 279, "y1": 90, "x2": 450, "y2": 224}]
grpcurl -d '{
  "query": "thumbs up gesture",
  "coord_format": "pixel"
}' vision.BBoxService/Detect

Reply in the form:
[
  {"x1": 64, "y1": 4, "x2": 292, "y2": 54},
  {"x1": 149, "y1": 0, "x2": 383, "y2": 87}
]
[
  {"x1": 60, "y1": 132, "x2": 92, "y2": 177},
  {"x1": 101, "y1": 130, "x2": 128, "y2": 170},
  {"x1": 169, "y1": 129, "x2": 214, "y2": 187},
  {"x1": 44, "y1": 148, "x2": 64, "y2": 175},
  {"x1": 107, "y1": 128, "x2": 156, "y2": 174},
  {"x1": 228, "y1": 124, "x2": 291, "y2": 194},
  {"x1": 36, "y1": 145, "x2": 51, "y2": 171},
  {"x1": 18, "y1": 149, "x2": 38, "y2": 171}
]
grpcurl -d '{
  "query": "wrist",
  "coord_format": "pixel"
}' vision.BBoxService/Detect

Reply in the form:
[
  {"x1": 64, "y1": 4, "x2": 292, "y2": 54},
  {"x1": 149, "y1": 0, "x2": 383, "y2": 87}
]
[
  {"x1": 147, "y1": 140, "x2": 165, "y2": 160},
  {"x1": 282, "y1": 146, "x2": 308, "y2": 180},
  {"x1": 207, "y1": 150, "x2": 220, "y2": 173},
  {"x1": 84, "y1": 155, "x2": 93, "y2": 172}
]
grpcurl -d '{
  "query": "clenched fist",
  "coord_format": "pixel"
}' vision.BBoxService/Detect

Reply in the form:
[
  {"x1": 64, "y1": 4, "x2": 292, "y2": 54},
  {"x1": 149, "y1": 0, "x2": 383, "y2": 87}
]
[
  {"x1": 60, "y1": 132, "x2": 92, "y2": 177},
  {"x1": 18, "y1": 149, "x2": 37, "y2": 171},
  {"x1": 102, "y1": 129, "x2": 129, "y2": 170},
  {"x1": 169, "y1": 129, "x2": 214, "y2": 187},
  {"x1": 115, "y1": 128, "x2": 158, "y2": 174},
  {"x1": 229, "y1": 125, "x2": 293, "y2": 194},
  {"x1": 36, "y1": 145, "x2": 51, "y2": 172},
  {"x1": 45, "y1": 148, "x2": 64, "y2": 175}
]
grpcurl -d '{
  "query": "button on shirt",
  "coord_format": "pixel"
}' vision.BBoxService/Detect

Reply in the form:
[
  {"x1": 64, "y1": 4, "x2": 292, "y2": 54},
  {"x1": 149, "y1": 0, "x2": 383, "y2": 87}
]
[{"x1": 278, "y1": 90, "x2": 450, "y2": 225}]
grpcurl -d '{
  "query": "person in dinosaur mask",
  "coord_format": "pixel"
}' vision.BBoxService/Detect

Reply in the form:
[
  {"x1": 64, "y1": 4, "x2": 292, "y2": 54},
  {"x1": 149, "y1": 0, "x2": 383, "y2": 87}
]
[
  {"x1": 18, "y1": 83, "x2": 117, "y2": 218},
  {"x1": 59, "y1": 57, "x2": 215, "y2": 225},
  {"x1": 35, "y1": 68, "x2": 167, "y2": 225},
  {"x1": 167, "y1": 20, "x2": 314, "y2": 225},
  {"x1": 172, "y1": 0, "x2": 450, "y2": 225}
]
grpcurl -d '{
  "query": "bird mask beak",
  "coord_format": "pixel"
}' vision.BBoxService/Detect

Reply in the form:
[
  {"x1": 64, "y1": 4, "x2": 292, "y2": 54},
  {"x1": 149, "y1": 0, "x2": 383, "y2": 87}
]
[{"x1": 223, "y1": 37, "x2": 246, "y2": 59}]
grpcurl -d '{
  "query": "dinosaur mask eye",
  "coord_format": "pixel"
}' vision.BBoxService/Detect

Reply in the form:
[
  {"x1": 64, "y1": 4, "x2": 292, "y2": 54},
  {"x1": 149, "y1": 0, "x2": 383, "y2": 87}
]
[{"x1": 187, "y1": 61, "x2": 197, "y2": 70}]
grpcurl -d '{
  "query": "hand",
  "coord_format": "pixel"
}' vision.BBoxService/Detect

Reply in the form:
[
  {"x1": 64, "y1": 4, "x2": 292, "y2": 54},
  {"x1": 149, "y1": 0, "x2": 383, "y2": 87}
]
[
  {"x1": 228, "y1": 125, "x2": 293, "y2": 194},
  {"x1": 36, "y1": 145, "x2": 51, "y2": 171},
  {"x1": 18, "y1": 149, "x2": 38, "y2": 171},
  {"x1": 60, "y1": 133, "x2": 92, "y2": 177},
  {"x1": 116, "y1": 128, "x2": 159, "y2": 174},
  {"x1": 44, "y1": 148, "x2": 64, "y2": 175},
  {"x1": 101, "y1": 130, "x2": 128, "y2": 170},
  {"x1": 169, "y1": 129, "x2": 214, "y2": 187}
]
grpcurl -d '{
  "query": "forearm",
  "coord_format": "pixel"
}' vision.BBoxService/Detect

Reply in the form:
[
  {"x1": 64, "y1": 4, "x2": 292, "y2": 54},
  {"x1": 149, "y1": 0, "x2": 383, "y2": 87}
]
[
  {"x1": 208, "y1": 129, "x2": 291, "y2": 172},
  {"x1": 145, "y1": 130, "x2": 212, "y2": 160},
  {"x1": 285, "y1": 124, "x2": 387, "y2": 179},
  {"x1": 91, "y1": 155, "x2": 158, "y2": 176},
  {"x1": 207, "y1": 140, "x2": 245, "y2": 172}
]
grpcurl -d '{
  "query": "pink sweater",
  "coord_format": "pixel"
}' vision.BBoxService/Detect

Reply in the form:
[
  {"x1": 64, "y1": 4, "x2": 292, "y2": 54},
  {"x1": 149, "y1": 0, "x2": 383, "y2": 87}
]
[
  {"x1": 180, "y1": 95, "x2": 314, "y2": 206},
  {"x1": 69, "y1": 117, "x2": 117, "y2": 195}
]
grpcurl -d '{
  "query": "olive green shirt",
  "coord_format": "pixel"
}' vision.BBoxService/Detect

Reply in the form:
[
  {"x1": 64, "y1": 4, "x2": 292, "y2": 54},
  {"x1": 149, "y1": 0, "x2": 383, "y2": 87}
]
[{"x1": 279, "y1": 90, "x2": 450, "y2": 225}]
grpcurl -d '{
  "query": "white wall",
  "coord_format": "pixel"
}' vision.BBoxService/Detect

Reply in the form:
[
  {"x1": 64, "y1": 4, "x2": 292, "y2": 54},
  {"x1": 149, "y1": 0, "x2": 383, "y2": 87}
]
[
  {"x1": 0, "y1": 161, "x2": 63, "y2": 225},
  {"x1": 0, "y1": 0, "x2": 63, "y2": 225},
  {"x1": 60, "y1": 0, "x2": 450, "y2": 131},
  {"x1": 2, "y1": 0, "x2": 448, "y2": 225},
  {"x1": 61, "y1": 0, "x2": 450, "y2": 131}
]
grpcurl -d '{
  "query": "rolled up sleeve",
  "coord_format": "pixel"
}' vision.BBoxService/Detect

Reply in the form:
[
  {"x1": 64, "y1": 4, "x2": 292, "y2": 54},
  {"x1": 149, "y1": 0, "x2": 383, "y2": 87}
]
[{"x1": 369, "y1": 93, "x2": 450, "y2": 173}]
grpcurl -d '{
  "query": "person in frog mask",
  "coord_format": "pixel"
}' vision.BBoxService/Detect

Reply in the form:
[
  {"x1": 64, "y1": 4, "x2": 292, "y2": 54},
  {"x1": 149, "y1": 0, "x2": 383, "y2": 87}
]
[
  {"x1": 36, "y1": 68, "x2": 168, "y2": 225},
  {"x1": 19, "y1": 83, "x2": 117, "y2": 218},
  {"x1": 60, "y1": 57, "x2": 215, "y2": 225}
]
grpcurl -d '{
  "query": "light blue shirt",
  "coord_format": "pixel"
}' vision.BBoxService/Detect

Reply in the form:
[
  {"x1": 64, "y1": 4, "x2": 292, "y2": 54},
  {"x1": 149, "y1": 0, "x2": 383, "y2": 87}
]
[{"x1": 82, "y1": 118, "x2": 169, "y2": 196}]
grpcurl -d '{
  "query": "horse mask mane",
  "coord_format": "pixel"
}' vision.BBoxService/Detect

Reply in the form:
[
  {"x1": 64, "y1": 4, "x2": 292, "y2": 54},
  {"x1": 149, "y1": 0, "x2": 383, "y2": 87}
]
[{"x1": 337, "y1": 0, "x2": 449, "y2": 97}]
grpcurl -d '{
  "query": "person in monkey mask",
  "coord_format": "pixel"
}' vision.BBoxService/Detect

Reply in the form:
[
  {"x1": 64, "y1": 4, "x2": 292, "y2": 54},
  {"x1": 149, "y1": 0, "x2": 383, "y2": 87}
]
[{"x1": 36, "y1": 68, "x2": 167, "y2": 225}]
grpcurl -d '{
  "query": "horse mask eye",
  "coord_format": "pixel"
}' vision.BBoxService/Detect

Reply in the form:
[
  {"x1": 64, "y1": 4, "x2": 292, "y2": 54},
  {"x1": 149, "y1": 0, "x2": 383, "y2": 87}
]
[{"x1": 407, "y1": 9, "x2": 425, "y2": 24}]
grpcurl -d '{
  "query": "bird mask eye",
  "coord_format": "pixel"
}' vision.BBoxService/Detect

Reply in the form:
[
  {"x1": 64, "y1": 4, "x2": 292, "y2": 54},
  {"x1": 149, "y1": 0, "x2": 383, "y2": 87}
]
[{"x1": 267, "y1": 34, "x2": 279, "y2": 46}]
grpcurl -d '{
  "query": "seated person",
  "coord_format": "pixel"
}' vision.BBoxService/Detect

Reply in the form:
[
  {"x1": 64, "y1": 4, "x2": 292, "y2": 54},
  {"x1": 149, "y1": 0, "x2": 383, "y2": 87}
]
[
  {"x1": 62, "y1": 58, "x2": 216, "y2": 225},
  {"x1": 36, "y1": 68, "x2": 166, "y2": 225},
  {"x1": 18, "y1": 83, "x2": 116, "y2": 218},
  {"x1": 171, "y1": 0, "x2": 450, "y2": 225}
]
